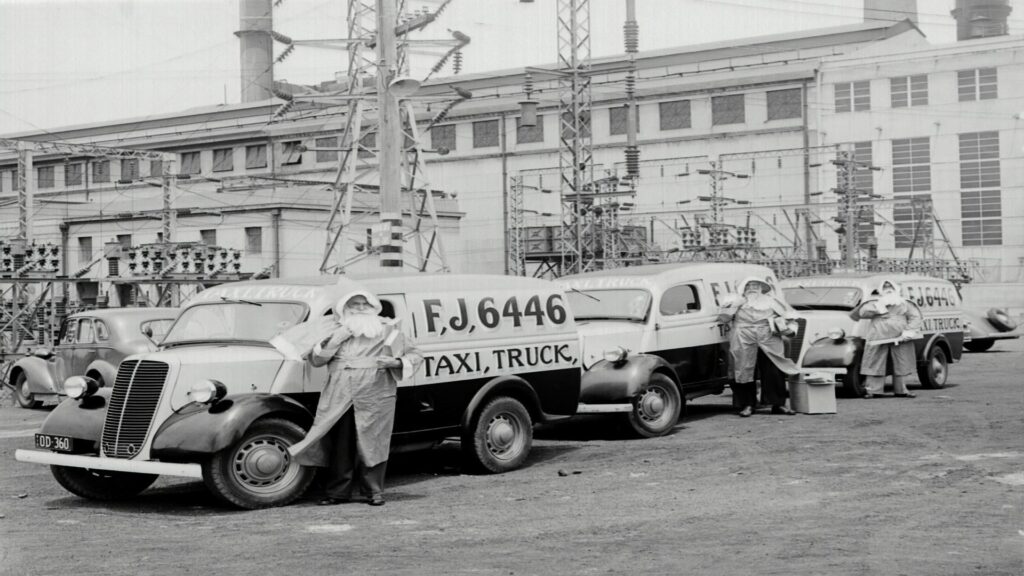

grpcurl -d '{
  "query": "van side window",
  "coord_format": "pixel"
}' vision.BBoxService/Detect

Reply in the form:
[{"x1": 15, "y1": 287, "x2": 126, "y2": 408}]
[
  {"x1": 60, "y1": 319, "x2": 78, "y2": 345},
  {"x1": 379, "y1": 300, "x2": 395, "y2": 319},
  {"x1": 77, "y1": 319, "x2": 95, "y2": 344},
  {"x1": 660, "y1": 285, "x2": 701, "y2": 315}
]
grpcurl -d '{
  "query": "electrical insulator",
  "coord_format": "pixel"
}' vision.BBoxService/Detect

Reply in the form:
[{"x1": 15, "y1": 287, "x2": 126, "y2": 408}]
[
  {"x1": 453, "y1": 50, "x2": 463, "y2": 74},
  {"x1": 624, "y1": 21, "x2": 639, "y2": 53},
  {"x1": 625, "y1": 148, "x2": 640, "y2": 178}
]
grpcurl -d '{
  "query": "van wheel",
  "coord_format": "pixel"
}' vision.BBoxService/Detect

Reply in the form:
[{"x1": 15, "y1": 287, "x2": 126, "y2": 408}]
[
  {"x1": 51, "y1": 465, "x2": 157, "y2": 500},
  {"x1": 918, "y1": 346, "x2": 948, "y2": 389},
  {"x1": 15, "y1": 372, "x2": 42, "y2": 409},
  {"x1": 841, "y1": 362, "x2": 866, "y2": 397},
  {"x1": 625, "y1": 374, "x2": 682, "y2": 438},
  {"x1": 202, "y1": 418, "x2": 314, "y2": 510},
  {"x1": 964, "y1": 339, "x2": 994, "y2": 353},
  {"x1": 463, "y1": 397, "x2": 533, "y2": 474}
]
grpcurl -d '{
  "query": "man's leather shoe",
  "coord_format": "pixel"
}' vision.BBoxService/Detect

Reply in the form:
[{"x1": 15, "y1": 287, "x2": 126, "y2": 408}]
[{"x1": 738, "y1": 406, "x2": 753, "y2": 418}]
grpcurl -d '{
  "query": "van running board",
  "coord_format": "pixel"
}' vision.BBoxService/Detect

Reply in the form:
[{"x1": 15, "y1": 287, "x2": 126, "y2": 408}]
[{"x1": 576, "y1": 403, "x2": 633, "y2": 414}]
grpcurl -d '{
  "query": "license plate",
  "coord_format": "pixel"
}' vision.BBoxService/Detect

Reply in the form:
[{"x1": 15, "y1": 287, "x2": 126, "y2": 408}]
[{"x1": 35, "y1": 434, "x2": 76, "y2": 453}]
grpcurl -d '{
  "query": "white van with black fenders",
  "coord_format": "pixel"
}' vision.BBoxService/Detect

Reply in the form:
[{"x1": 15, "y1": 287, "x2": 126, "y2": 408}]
[
  {"x1": 15, "y1": 275, "x2": 581, "y2": 509},
  {"x1": 562, "y1": 263, "x2": 792, "y2": 437},
  {"x1": 779, "y1": 273, "x2": 964, "y2": 396}
]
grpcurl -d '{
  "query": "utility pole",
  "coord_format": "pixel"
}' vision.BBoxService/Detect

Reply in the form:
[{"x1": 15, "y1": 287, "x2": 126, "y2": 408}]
[
  {"x1": 832, "y1": 149, "x2": 880, "y2": 270},
  {"x1": 376, "y1": 0, "x2": 403, "y2": 270}
]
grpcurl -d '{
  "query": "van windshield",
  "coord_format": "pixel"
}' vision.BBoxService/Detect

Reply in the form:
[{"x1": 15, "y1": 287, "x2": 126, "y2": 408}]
[
  {"x1": 566, "y1": 289, "x2": 651, "y2": 322},
  {"x1": 783, "y1": 286, "x2": 862, "y2": 311},
  {"x1": 163, "y1": 302, "x2": 307, "y2": 346}
]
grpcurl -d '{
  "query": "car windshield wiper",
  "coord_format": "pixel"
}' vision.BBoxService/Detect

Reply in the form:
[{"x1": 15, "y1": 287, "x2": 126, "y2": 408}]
[
  {"x1": 220, "y1": 296, "x2": 263, "y2": 307},
  {"x1": 568, "y1": 287, "x2": 601, "y2": 302}
]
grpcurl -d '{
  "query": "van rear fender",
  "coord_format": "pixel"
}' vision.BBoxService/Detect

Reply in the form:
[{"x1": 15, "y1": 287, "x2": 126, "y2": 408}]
[
  {"x1": 919, "y1": 332, "x2": 955, "y2": 363},
  {"x1": 580, "y1": 354, "x2": 676, "y2": 403},
  {"x1": 460, "y1": 376, "x2": 543, "y2": 428}
]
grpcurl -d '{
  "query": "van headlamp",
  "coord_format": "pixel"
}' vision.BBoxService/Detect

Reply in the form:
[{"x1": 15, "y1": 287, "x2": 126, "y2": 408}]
[
  {"x1": 188, "y1": 379, "x2": 227, "y2": 405},
  {"x1": 63, "y1": 376, "x2": 99, "y2": 400},
  {"x1": 827, "y1": 327, "x2": 846, "y2": 341},
  {"x1": 602, "y1": 347, "x2": 629, "y2": 364}
]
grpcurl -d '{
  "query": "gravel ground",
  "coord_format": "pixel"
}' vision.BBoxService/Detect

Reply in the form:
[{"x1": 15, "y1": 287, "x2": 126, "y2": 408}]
[{"x1": 0, "y1": 339, "x2": 1021, "y2": 576}]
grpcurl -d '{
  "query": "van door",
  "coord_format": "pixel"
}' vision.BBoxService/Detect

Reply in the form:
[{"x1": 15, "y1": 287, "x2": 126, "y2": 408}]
[
  {"x1": 376, "y1": 294, "x2": 428, "y2": 434},
  {"x1": 654, "y1": 281, "x2": 725, "y2": 394}
]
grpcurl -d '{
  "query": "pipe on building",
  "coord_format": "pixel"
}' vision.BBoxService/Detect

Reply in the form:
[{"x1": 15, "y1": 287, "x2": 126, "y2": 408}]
[
  {"x1": 236, "y1": 0, "x2": 274, "y2": 103},
  {"x1": 271, "y1": 208, "x2": 281, "y2": 277}
]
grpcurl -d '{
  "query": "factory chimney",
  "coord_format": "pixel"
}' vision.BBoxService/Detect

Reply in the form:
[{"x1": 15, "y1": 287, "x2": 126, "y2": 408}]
[
  {"x1": 235, "y1": 0, "x2": 274, "y2": 102},
  {"x1": 951, "y1": 0, "x2": 1013, "y2": 40},
  {"x1": 863, "y1": 0, "x2": 918, "y2": 25}
]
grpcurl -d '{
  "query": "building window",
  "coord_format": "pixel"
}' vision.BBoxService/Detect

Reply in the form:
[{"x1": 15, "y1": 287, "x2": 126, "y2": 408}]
[
  {"x1": 77, "y1": 236, "x2": 93, "y2": 265},
  {"x1": 891, "y1": 75, "x2": 928, "y2": 108},
  {"x1": 200, "y1": 229, "x2": 217, "y2": 246},
  {"x1": 315, "y1": 137, "x2": 339, "y2": 163},
  {"x1": 120, "y1": 158, "x2": 139, "y2": 182},
  {"x1": 472, "y1": 120, "x2": 499, "y2": 148},
  {"x1": 766, "y1": 88, "x2": 802, "y2": 121},
  {"x1": 609, "y1": 106, "x2": 638, "y2": 136},
  {"x1": 149, "y1": 159, "x2": 164, "y2": 178},
  {"x1": 281, "y1": 141, "x2": 303, "y2": 165},
  {"x1": 180, "y1": 152, "x2": 201, "y2": 175},
  {"x1": 835, "y1": 81, "x2": 870, "y2": 113},
  {"x1": 516, "y1": 116, "x2": 544, "y2": 144},
  {"x1": 959, "y1": 131, "x2": 1001, "y2": 246},
  {"x1": 358, "y1": 132, "x2": 377, "y2": 159},
  {"x1": 659, "y1": 100, "x2": 690, "y2": 131},
  {"x1": 891, "y1": 137, "x2": 932, "y2": 249},
  {"x1": 560, "y1": 110, "x2": 592, "y2": 140},
  {"x1": 212, "y1": 148, "x2": 233, "y2": 172},
  {"x1": 958, "y1": 68, "x2": 997, "y2": 102},
  {"x1": 245, "y1": 145, "x2": 267, "y2": 169},
  {"x1": 116, "y1": 234, "x2": 132, "y2": 248},
  {"x1": 431, "y1": 125, "x2": 456, "y2": 152},
  {"x1": 92, "y1": 161, "x2": 110, "y2": 183},
  {"x1": 712, "y1": 94, "x2": 745, "y2": 126},
  {"x1": 245, "y1": 227, "x2": 263, "y2": 255},
  {"x1": 37, "y1": 166, "x2": 55, "y2": 189},
  {"x1": 66, "y1": 163, "x2": 83, "y2": 186}
]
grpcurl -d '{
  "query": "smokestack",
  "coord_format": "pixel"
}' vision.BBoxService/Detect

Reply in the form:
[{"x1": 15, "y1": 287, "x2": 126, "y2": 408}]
[
  {"x1": 235, "y1": 0, "x2": 274, "y2": 103},
  {"x1": 952, "y1": 0, "x2": 1013, "y2": 40},
  {"x1": 864, "y1": 0, "x2": 918, "y2": 25}
]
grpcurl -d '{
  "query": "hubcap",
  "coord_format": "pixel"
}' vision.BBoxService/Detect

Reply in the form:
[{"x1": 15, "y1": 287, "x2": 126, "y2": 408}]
[
  {"x1": 232, "y1": 435, "x2": 297, "y2": 494},
  {"x1": 485, "y1": 413, "x2": 523, "y2": 460},
  {"x1": 18, "y1": 380, "x2": 31, "y2": 402},
  {"x1": 932, "y1": 357, "x2": 946, "y2": 383},
  {"x1": 637, "y1": 388, "x2": 669, "y2": 422}
]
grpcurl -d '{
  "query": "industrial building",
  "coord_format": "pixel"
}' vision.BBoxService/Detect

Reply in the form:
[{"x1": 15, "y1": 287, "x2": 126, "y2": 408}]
[{"x1": 0, "y1": 0, "x2": 1020, "y2": 309}]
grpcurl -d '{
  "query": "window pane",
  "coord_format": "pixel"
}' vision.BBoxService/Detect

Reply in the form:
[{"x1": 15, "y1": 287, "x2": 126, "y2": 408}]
[
  {"x1": 200, "y1": 229, "x2": 217, "y2": 246},
  {"x1": 431, "y1": 125, "x2": 456, "y2": 152},
  {"x1": 77, "y1": 319, "x2": 95, "y2": 344},
  {"x1": 92, "y1": 161, "x2": 110, "y2": 183},
  {"x1": 560, "y1": 110, "x2": 591, "y2": 140},
  {"x1": 890, "y1": 77, "x2": 908, "y2": 108},
  {"x1": 78, "y1": 236, "x2": 93, "y2": 265},
  {"x1": 245, "y1": 145, "x2": 267, "y2": 169},
  {"x1": 472, "y1": 119, "x2": 499, "y2": 148},
  {"x1": 660, "y1": 285, "x2": 700, "y2": 315},
  {"x1": 609, "y1": 106, "x2": 638, "y2": 135},
  {"x1": 766, "y1": 88, "x2": 801, "y2": 120},
  {"x1": 659, "y1": 100, "x2": 690, "y2": 130},
  {"x1": 66, "y1": 163, "x2": 83, "y2": 186},
  {"x1": 181, "y1": 152, "x2": 201, "y2": 175},
  {"x1": 315, "y1": 137, "x2": 339, "y2": 162},
  {"x1": 37, "y1": 166, "x2": 54, "y2": 188},
  {"x1": 853, "y1": 81, "x2": 870, "y2": 111},
  {"x1": 910, "y1": 74, "x2": 928, "y2": 106},
  {"x1": 120, "y1": 158, "x2": 139, "y2": 181},
  {"x1": 212, "y1": 148, "x2": 233, "y2": 172},
  {"x1": 835, "y1": 83, "x2": 851, "y2": 113},
  {"x1": 150, "y1": 159, "x2": 164, "y2": 177},
  {"x1": 245, "y1": 227, "x2": 263, "y2": 254},
  {"x1": 978, "y1": 68, "x2": 997, "y2": 100},
  {"x1": 282, "y1": 141, "x2": 303, "y2": 165},
  {"x1": 891, "y1": 137, "x2": 931, "y2": 248},
  {"x1": 712, "y1": 94, "x2": 745, "y2": 125},
  {"x1": 516, "y1": 115, "x2": 544, "y2": 144},
  {"x1": 95, "y1": 320, "x2": 109, "y2": 341}
]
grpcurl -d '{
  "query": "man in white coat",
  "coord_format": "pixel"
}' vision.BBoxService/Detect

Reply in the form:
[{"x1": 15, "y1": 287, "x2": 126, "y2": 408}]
[{"x1": 288, "y1": 291, "x2": 421, "y2": 506}]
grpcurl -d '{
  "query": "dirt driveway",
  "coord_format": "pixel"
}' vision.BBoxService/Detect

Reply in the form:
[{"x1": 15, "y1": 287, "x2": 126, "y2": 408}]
[{"x1": 1, "y1": 340, "x2": 1022, "y2": 576}]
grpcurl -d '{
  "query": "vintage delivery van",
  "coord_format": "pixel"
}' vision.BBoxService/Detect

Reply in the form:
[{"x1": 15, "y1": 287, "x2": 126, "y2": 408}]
[
  {"x1": 562, "y1": 263, "x2": 795, "y2": 437},
  {"x1": 779, "y1": 273, "x2": 964, "y2": 395},
  {"x1": 16, "y1": 274, "x2": 580, "y2": 509}
]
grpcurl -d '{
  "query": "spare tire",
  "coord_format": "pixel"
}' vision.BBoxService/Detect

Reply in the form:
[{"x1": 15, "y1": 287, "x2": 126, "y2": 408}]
[{"x1": 986, "y1": 308, "x2": 1018, "y2": 332}]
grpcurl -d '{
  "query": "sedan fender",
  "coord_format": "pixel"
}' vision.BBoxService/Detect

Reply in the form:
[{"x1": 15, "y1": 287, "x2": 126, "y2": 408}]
[
  {"x1": 150, "y1": 394, "x2": 313, "y2": 460},
  {"x1": 37, "y1": 389, "x2": 112, "y2": 454},
  {"x1": 83, "y1": 360, "x2": 118, "y2": 389},
  {"x1": 11, "y1": 357, "x2": 58, "y2": 395},
  {"x1": 580, "y1": 354, "x2": 675, "y2": 404},
  {"x1": 801, "y1": 337, "x2": 863, "y2": 369}
]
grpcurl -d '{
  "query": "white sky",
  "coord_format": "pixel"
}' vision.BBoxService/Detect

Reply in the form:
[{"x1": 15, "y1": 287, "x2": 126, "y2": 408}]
[{"x1": 0, "y1": 0, "x2": 1016, "y2": 135}]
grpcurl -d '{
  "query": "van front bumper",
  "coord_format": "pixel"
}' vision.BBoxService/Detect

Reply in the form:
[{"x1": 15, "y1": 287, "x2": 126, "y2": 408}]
[{"x1": 15, "y1": 449, "x2": 203, "y2": 478}]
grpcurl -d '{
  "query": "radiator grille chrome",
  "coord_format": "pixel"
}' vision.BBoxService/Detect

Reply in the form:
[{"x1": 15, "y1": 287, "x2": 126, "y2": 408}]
[{"x1": 101, "y1": 360, "x2": 169, "y2": 459}]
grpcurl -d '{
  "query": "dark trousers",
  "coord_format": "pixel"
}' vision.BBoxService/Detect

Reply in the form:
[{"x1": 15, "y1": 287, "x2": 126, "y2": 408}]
[
  {"x1": 324, "y1": 409, "x2": 388, "y2": 498},
  {"x1": 732, "y1": 350, "x2": 788, "y2": 409}
]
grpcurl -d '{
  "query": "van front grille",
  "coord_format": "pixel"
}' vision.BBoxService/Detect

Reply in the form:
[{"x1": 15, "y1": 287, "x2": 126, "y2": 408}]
[{"x1": 101, "y1": 360, "x2": 168, "y2": 459}]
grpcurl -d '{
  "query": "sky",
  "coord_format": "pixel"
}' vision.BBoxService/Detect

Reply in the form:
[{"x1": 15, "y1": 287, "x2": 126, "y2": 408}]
[{"x1": 0, "y1": 0, "x2": 1018, "y2": 135}]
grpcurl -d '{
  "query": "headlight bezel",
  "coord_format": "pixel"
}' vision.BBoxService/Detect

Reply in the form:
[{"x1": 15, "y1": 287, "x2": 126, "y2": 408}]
[
  {"x1": 602, "y1": 347, "x2": 629, "y2": 364},
  {"x1": 63, "y1": 375, "x2": 99, "y2": 400},
  {"x1": 188, "y1": 379, "x2": 228, "y2": 405},
  {"x1": 827, "y1": 327, "x2": 846, "y2": 341}
]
